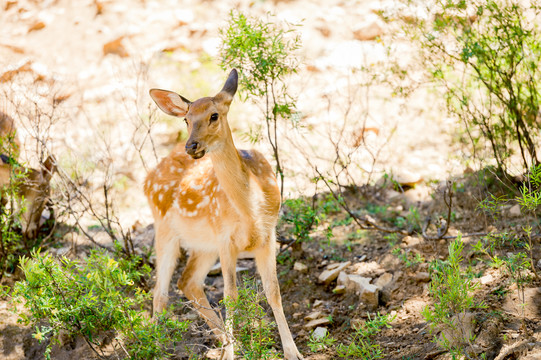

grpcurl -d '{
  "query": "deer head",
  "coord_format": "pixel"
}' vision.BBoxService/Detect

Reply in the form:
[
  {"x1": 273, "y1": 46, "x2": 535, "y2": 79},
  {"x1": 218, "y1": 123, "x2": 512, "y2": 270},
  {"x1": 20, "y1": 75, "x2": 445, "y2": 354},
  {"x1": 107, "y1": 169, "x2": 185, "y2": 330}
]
[{"x1": 149, "y1": 69, "x2": 238, "y2": 159}]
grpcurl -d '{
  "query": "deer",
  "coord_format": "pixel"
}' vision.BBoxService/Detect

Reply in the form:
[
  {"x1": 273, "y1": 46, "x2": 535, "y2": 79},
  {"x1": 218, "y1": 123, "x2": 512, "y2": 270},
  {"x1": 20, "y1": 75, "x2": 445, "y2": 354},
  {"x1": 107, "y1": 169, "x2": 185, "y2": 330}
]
[
  {"x1": 0, "y1": 111, "x2": 57, "y2": 239},
  {"x1": 145, "y1": 69, "x2": 303, "y2": 360}
]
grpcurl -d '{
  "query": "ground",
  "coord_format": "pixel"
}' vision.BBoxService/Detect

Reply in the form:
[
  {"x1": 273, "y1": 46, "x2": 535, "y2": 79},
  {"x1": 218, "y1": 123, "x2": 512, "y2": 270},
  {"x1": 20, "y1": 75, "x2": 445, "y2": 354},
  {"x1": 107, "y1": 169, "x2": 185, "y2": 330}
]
[{"x1": 1, "y1": 0, "x2": 541, "y2": 359}]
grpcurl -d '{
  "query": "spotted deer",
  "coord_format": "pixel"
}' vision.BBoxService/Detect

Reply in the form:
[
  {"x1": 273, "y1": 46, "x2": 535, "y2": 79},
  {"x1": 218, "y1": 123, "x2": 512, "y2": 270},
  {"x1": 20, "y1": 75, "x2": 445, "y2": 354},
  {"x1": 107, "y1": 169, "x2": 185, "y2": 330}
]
[
  {"x1": 145, "y1": 69, "x2": 303, "y2": 359},
  {"x1": 0, "y1": 111, "x2": 56, "y2": 239}
]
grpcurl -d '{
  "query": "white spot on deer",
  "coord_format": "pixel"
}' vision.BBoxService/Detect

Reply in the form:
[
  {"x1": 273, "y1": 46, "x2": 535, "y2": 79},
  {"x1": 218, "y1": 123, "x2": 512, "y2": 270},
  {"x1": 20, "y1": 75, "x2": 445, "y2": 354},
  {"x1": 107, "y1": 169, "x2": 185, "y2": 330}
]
[
  {"x1": 170, "y1": 180, "x2": 176, "y2": 187},
  {"x1": 145, "y1": 179, "x2": 151, "y2": 188},
  {"x1": 159, "y1": 193, "x2": 163, "y2": 201},
  {"x1": 214, "y1": 208, "x2": 219, "y2": 216},
  {"x1": 191, "y1": 183, "x2": 203, "y2": 190},
  {"x1": 153, "y1": 183, "x2": 159, "y2": 192},
  {"x1": 170, "y1": 166, "x2": 175, "y2": 173},
  {"x1": 268, "y1": 176, "x2": 276, "y2": 185},
  {"x1": 197, "y1": 196, "x2": 210, "y2": 209},
  {"x1": 216, "y1": 184, "x2": 221, "y2": 191},
  {"x1": 186, "y1": 210, "x2": 198, "y2": 217},
  {"x1": 187, "y1": 199, "x2": 193, "y2": 204},
  {"x1": 176, "y1": 168, "x2": 183, "y2": 173},
  {"x1": 163, "y1": 184, "x2": 170, "y2": 191}
]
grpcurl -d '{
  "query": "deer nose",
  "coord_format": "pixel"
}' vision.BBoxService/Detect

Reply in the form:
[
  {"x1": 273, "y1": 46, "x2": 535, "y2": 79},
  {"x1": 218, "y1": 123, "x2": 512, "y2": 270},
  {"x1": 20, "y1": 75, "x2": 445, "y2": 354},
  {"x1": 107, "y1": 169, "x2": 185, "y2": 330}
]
[{"x1": 185, "y1": 141, "x2": 199, "y2": 155}]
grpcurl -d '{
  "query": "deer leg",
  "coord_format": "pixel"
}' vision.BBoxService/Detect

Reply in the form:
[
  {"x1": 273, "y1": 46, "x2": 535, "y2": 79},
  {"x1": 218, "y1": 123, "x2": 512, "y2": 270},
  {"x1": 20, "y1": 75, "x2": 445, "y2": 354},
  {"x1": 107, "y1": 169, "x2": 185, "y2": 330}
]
[
  {"x1": 255, "y1": 236, "x2": 303, "y2": 360},
  {"x1": 152, "y1": 224, "x2": 181, "y2": 317},
  {"x1": 177, "y1": 250, "x2": 234, "y2": 359},
  {"x1": 219, "y1": 244, "x2": 240, "y2": 359}
]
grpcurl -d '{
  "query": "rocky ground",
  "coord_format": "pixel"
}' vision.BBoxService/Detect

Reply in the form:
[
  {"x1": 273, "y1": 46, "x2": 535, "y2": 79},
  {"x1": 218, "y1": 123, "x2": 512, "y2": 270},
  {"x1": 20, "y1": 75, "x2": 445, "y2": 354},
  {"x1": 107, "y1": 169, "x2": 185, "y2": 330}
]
[{"x1": 1, "y1": 0, "x2": 541, "y2": 359}]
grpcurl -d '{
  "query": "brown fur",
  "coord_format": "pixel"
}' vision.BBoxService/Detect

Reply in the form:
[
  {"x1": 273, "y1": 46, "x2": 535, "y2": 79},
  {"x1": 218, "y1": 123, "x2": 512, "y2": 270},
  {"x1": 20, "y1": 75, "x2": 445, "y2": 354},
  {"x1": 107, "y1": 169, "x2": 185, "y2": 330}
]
[{"x1": 147, "y1": 70, "x2": 302, "y2": 359}]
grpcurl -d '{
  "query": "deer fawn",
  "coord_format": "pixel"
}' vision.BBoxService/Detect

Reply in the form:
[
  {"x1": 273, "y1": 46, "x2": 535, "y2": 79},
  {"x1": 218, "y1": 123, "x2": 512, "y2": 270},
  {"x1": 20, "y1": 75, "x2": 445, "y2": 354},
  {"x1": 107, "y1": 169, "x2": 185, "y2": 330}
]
[
  {"x1": 146, "y1": 69, "x2": 303, "y2": 359},
  {"x1": 0, "y1": 111, "x2": 56, "y2": 239}
]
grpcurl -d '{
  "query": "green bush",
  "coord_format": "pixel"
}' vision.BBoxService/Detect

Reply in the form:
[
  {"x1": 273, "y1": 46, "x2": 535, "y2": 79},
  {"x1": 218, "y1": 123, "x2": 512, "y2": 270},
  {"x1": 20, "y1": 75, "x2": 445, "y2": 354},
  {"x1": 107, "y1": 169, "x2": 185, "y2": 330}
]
[
  {"x1": 220, "y1": 11, "x2": 300, "y2": 196},
  {"x1": 336, "y1": 313, "x2": 394, "y2": 359},
  {"x1": 422, "y1": 237, "x2": 486, "y2": 358},
  {"x1": 222, "y1": 277, "x2": 277, "y2": 360},
  {"x1": 407, "y1": 0, "x2": 541, "y2": 173},
  {"x1": 13, "y1": 250, "x2": 188, "y2": 360}
]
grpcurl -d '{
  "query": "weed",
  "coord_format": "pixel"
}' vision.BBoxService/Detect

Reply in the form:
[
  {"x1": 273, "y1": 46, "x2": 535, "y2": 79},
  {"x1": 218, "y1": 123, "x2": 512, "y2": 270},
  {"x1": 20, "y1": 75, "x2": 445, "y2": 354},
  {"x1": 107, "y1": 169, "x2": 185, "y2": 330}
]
[
  {"x1": 336, "y1": 313, "x2": 395, "y2": 359},
  {"x1": 308, "y1": 331, "x2": 336, "y2": 352},
  {"x1": 422, "y1": 236, "x2": 486, "y2": 358},
  {"x1": 13, "y1": 250, "x2": 188, "y2": 359},
  {"x1": 219, "y1": 11, "x2": 301, "y2": 196},
  {"x1": 222, "y1": 277, "x2": 277, "y2": 360}
]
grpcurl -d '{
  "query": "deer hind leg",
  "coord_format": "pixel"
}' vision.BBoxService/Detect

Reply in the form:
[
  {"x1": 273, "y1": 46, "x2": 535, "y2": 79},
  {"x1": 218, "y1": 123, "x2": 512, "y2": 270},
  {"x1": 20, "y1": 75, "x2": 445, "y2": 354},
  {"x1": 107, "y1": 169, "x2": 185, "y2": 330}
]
[
  {"x1": 177, "y1": 250, "x2": 234, "y2": 358},
  {"x1": 255, "y1": 235, "x2": 303, "y2": 360},
  {"x1": 152, "y1": 223, "x2": 181, "y2": 317}
]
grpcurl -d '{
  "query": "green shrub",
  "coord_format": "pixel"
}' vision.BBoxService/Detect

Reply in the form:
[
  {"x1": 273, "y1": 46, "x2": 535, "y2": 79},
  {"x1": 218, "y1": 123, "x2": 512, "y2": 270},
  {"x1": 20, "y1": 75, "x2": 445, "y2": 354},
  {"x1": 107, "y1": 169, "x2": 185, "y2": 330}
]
[
  {"x1": 422, "y1": 236, "x2": 486, "y2": 358},
  {"x1": 13, "y1": 250, "x2": 188, "y2": 359},
  {"x1": 336, "y1": 313, "x2": 394, "y2": 359},
  {"x1": 219, "y1": 11, "x2": 300, "y2": 196},
  {"x1": 222, "y1": 277, "x2": 277, "y2": 360},
  {"x1": 407, "y1": 0, "x2": 541, "y2": 173}
]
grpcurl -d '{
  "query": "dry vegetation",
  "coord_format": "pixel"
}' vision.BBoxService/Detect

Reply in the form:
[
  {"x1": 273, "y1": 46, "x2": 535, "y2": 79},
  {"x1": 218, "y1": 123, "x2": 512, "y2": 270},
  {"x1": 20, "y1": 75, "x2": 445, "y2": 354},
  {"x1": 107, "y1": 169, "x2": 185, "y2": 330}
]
[{"x1": 1, "y1": 0, "x2": 541, "y2": 359}]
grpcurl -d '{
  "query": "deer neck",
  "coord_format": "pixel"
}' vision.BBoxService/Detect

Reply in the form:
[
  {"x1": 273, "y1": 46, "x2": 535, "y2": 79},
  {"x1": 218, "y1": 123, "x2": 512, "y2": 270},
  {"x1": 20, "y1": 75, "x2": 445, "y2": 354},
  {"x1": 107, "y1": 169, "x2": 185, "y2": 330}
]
[{"x1": 209, "y1": 129, "x2": 253, "y2": 219}]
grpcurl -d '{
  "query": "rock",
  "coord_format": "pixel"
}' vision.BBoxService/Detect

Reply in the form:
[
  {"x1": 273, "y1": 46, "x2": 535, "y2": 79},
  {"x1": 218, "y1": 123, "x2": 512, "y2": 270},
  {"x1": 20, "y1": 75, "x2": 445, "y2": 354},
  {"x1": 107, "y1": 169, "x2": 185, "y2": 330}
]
[
  {"x1": 28, "y1": 21, "x2": 46, "y2": 33},
  {"x1": 318, "y1": 261, "x2": 351, "y2": 285},
  {"x1": 332, "y1": 285, "x2": 346, "y2": 294},
  {"x1": 403, "y1": 236, "x2": 423, "y2": 247},
  {"x1": 313, "y1": 300, "x2": 324, "y2": 308},
  {"x1": 304, "y1": 311, "x2": 323, "y2": 321},
  {"x1": 294, "y1": 262, "x2": 308, "y2": 273},
  {"x1": 353, "y1": 19, "x2": 384, "y2": 41},
  {"x1": 374, "y1": 272, "x2": 393, "y2": 289},
  {"x1": 304, "y1": 317, "x2": 331, "y2": 330},
  {"x1": 357, "y1": 254, "x2": 367, "y2": 262},
  {"x1": 345, "y1": 275, "x2": 379, "y2": 310},
  {"x1": 385, "y1": 189, "x2": 403, "y2": 201},
  {"x1": 311, "y1": 327, "x2": 328, "y2": 341},
  {"x1": 438, "y1": 312, "x2": 475, "y2": 349},
  {"x1": 207, "y1": 263, "x2": 249, "y2": 276},
  {"x1": 508, "y1": 204, "x2": 521, "y2": 217},
  {"x1": 392, "y1": 170, "x2": 423, "y2": 187},
  {"x1": 103, "y1": 37, "x2": 129, "y2": 57},
  {"x1": 414, "y1": 272, "x2": 431, "y2": 283},
  {"x1": 479, "y1": 274, "x2": 494, "y2": 285},
  {"x1": 337, "y1": 271, "x2": 349, "y2": 286}
]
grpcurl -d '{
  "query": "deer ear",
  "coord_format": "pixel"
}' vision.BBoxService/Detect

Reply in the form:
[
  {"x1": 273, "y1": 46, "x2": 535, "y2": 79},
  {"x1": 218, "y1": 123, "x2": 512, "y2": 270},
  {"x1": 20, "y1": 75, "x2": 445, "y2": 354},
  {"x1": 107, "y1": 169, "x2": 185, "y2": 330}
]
[
  {"x1": 215, "y1": 69, "x2": 238, "y2": 106},
  {"x1": 149, "y1": 89, "x2": 191, "y2": 117}
]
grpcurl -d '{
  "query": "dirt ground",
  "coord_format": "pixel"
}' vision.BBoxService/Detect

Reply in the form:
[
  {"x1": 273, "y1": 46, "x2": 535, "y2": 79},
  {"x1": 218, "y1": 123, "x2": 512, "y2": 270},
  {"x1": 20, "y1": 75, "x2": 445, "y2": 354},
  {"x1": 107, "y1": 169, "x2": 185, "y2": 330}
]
[{"x1": 1, "y1": 0, "x2": 541, "y2": 359}]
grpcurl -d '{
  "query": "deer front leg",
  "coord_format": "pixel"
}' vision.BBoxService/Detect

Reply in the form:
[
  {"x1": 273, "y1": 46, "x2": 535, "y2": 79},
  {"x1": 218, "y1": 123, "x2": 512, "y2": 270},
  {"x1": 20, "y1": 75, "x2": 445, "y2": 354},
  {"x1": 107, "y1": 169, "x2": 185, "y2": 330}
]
[
  {"x1": 152, "y1": 225, "x2": 181, "y2": 317},
  {"x1": 255, "y1": 241, "x2": 303, "y2": 360},
  {"x1": 177, "y1": 250, "x2": 234, "y2": 359},
  {"x1": 219, "y1": 244, "x2": 240, "y2": 360}
]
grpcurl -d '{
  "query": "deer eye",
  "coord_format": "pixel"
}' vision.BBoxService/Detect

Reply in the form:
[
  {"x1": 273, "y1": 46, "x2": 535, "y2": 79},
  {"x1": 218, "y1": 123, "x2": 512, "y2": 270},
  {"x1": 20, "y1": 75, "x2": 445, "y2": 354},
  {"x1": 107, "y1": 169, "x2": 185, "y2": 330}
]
[{"x1": 210, "y1": 113, "x2": 219, "y2": 122}]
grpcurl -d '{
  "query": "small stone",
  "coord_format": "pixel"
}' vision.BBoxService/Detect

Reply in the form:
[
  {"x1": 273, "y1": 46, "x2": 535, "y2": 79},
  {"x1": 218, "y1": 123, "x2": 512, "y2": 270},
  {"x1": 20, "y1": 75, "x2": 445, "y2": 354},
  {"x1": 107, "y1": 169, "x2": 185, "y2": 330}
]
[
  {"x1": 346, "y1": 275, "x2": 379, "y2": 310},
  {"x1": 374, "y1": 273, "x2": 393, "y2": 289},
  {"x1": 479, "y1": 274, "x2": 494, "y2": 285},
  {"x1": 103, "y1": 37, "x2": 129, "y2": 57},
  {"x1": 304, "y1": 317, "x2": 331, "y2": 330},
  {"x1": 207, "y1": 263, "x2": 249, "y2": 276},
  {"x1": 438, "y1": 312, "x2": 475, "y2": 348},
  {"x1": 318, "y1": 261, "x2": 351, "y2": 285},
  {"x1": 337, "y1": 271, "x2": 349, "y2": 286},
  {"x1": 358, "y1": 254, "x2": 367, "y2": 262},
  {"x1": 332, "y1": 285, "x2": 346, "y2": 294},
  {"x1": 352, "y1": 19, "x2": 384, "y2": 41},
  {"x1": 304, "y1": 311, "x2": 323, "y2": 321},
  {"x1": 294, "y1": 262, "x2": 308, "y2": 273},
  {"x1": 392, "y1": 170, "x2": 423, "y2": 187},
  {"x1": 313, "y1": 300, "x2": 324, "y2": 308},
  {"x1": 311, "y1": 327, "x2": 328, "y2": 341},
  {"x1": 508, "y1": 204, "x2": 521, "y2": 217},
  {"x1": 28, "y1": 21, "x2": 46, "y2": 32},
  {"x1": 414, "y1": 272, "x2": 430, "y2": 282},
  {"x1": 403, "y1": 236, "x2": 423, "y2": 247}
]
